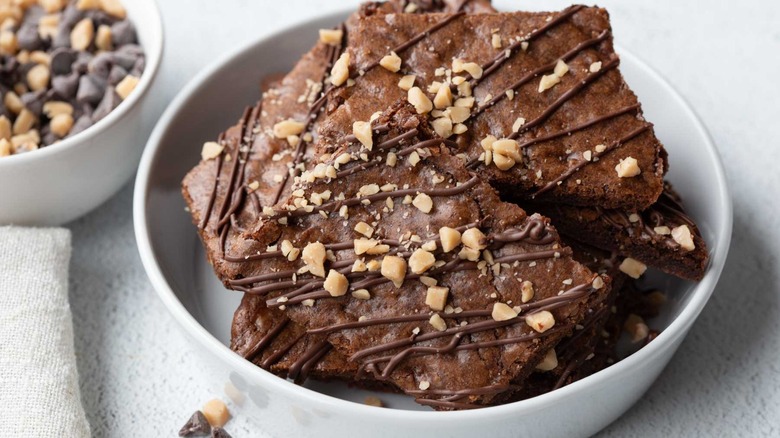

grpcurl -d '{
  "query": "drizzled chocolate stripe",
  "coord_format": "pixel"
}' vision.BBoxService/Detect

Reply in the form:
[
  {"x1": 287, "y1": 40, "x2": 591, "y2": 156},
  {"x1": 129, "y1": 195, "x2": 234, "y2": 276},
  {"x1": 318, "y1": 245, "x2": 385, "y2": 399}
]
[
  {"x1": 198, "y1": 132, "x2": 225, "y2": 230},
  {"x1": 358, "y1": 12, "x2": 466, "y2": 74},
  {"x1": 266, "y1": 175, "x2": 480, "y2": 219},
  {"x1": 473, "y1": 30, "x2": 612, "y2": 118},
  {"x1": 473, "y1": 5, "x2": 586, "y2": 88},
  {"x1": 264, "y1": 243, "x2": 565, "y2": 308},
  {"x1": 243, "y1": 318, "x2": 290, "y2": 361},
  {"x1": 353, "y1": 284, "x2": 592, "y2": 377},
  {"x1": 533, "y1": 123, "x2": 652, "y2": 197},
  {"x1": 515, "y1": 103, "x2": 640, "y2": 150},
  {"x1": 272, "y1": 24, "x2": 347, "y2": 206},
  {"x1": 287, "y1": 340, "x2": 332, "y2": 383}
]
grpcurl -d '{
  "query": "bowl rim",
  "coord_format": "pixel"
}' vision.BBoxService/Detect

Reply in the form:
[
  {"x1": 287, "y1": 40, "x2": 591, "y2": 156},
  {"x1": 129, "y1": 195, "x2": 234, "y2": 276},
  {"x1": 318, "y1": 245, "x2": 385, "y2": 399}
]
[
  {"x1": 0, "y1": 0, "x2": 164, "y2": 167},
  {"x1": 133, "y1": 9, "x2": 733, "y2": 422}
]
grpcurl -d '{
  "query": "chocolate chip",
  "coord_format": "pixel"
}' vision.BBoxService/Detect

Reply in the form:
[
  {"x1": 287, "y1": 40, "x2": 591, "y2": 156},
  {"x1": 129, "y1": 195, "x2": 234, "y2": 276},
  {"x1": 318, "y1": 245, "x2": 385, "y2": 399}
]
[
  {"x1": 111, "y1": 20, "x2": 137, "y2": 46},
  {"x1": 88, "y1": 52, "x2": 113, "y2": 79},
  {"x1": 20, "y1": 90, "x2": 46, "y2": 116},
  {"x1": 51, "y1": 73, "x2": 79, "y2": 99},
  {"x1": 87, "y1": 10, "x2": 114, "y2": 27},
  {"x1": 92, "y1": 86, "x2": 121, "y2": 122},
  {"x1": 50, "y1": 48, "x2": 77, "y2": 76},
  {"x1": 111, "y1": 52, "x2": 135, "y2": 70},
  {"x1": 72, "y1": 52, "x2": 93, "y2": 75},
  {"x1": 76, "y1": 74, "x2": 106, "y2": 105},
  {"x1": 116, "y1": 43, "x2": 143, "y2": 57},
  {"x1": 60, "y1": 5, "x2": 86, "y2": 29},
  {"x1": 52, "y1": 28, "x2": 69, "y2": 49},
  {"x1": 68, "y1": 114, "x2": 92, "y2": 137},
  {"x1": 130, "y1": 56, "x2": 145, "y2": 78},
  {"x1": 17, "y1": 24, "x2": 42, "y2": 51},
  {"x1": 107, "y1": 64, "x2": 127, "y2": 85},
  {"x1": 43, "y1": 131, "x2": 58, "y2": 146},
  {"x1": 211, "y1": 427, "x2": 232, "y2": 438},
  {"x1": 178, "y1": 411, "x2": 211, "y2": 437}
]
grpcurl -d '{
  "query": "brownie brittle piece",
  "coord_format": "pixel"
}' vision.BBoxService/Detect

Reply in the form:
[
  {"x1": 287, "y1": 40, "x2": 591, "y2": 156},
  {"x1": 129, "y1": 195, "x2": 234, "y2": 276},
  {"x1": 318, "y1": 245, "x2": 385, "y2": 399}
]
[
  {"x1": 524, "y1": 182, "x2": 709, "y2": 280},
  {"x1": 318, "y1": 6, "x2": 666, "y2": 210},
  {"x1": 228, "y1": 102, "x2": 610, "y2": 409}
]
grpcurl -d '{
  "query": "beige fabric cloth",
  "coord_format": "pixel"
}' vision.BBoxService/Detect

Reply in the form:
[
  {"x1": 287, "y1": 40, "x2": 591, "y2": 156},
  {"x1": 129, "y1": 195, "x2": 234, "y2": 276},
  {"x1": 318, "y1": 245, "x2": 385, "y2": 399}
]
[{"x1": 0, "y1": 227, "x2": 90, "y2": 437}]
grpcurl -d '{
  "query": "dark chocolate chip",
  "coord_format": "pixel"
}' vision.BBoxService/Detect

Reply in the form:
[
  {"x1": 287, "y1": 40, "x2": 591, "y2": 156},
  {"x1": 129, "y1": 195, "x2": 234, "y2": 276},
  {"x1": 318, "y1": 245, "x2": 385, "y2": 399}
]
[
  {"x1": 43, "y1": 131, "x2": 58, "y2": 145},
  {"x1": 51, "y1": 73, "x2": 80, "y2": 99},
  {"x1": 17, "y1": 24, "x2": 42, "y2": 51},
  {"x1": 76, "y1": 75, "x2": 106, "y2": 105},
  {"x1": 60, "y1": 5, "x2": 86, "y2": 29},
  {"x1": 211, "y1": 427, "x2": 232, "y2": 438},
  {"x1": 116, "y1": 44, "x2": 143, "y2": 57},
  {"x1": 68, "y1": 115, "x2": 92, "y2": 137},
  {"x1": 52, "y1": 26, "x2": 72, "y2": 49},
  {"x1": 111, "y1": 52, "x2": 136, "y2": 70},
  {"x1": 88, "y1": 52, "x2": 114, "y2": 79},
  {"x1": 72, "y1": 52, "x2": 93, "y2": 74},
  {"x1": 87, "y1": 10, "x2": 114, "y2": 27},
  {"x1": 178, "y1": 411, "x2": 211, "y2": 437},
  {"x1": 111, "y1": 20, "x2": 137, "y2": 46},
  {"x1": 130, "y1": 56, "x2": 145, "y2": 77},
  {"x1": 50, "y1": 48, "x2": 78, "y2": 76},
  {"x1": 92, "y1": 86, "x2": 121, "y2": 122},
  {"x1": 107, "y1": 64, "x2": 127, "y2": 85},
  {"x1": 20, "y1": 90, "x2": 46, "y2": 116}
]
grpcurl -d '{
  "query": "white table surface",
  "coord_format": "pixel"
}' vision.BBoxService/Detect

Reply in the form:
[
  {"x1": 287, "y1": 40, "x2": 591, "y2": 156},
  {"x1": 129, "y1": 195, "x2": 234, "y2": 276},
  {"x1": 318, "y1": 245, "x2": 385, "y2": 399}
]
[{"x1": 66, "y1": 0, "x2": 780, "y2": 436}]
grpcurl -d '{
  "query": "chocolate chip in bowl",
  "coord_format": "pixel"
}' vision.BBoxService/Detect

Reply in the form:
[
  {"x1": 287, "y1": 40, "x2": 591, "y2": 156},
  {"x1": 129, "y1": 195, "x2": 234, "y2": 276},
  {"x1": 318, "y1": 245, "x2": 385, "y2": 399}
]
[{"x1": 0, "y1": 0, "x2": 162, "y2": 225}]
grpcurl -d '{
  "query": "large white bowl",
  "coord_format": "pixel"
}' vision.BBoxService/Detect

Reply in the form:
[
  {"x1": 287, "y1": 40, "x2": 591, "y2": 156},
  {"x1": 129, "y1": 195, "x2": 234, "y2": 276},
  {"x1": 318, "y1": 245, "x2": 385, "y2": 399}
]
[
  {"x1": 0, "y1": 0, "x2": 163, "y2": 226},
  {"x1": 134, "y1": 11, "x2": 732, "y2": 438}
]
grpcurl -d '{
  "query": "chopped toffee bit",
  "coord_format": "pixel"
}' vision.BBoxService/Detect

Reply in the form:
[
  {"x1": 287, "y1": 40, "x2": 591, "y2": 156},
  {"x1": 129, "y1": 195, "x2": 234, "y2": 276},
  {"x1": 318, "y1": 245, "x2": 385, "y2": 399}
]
[
  {"x1": 364, "y1": 396, "x2": 384, "y2": 407},
  {"x1": 535, "y1": 349, "x2": 558, "y2": 371},
  {"x1": 425, "y1": 286, "x2": 449, "y2": 311},
  {"x1": 319, "y1": 28, "x2": 343, "y2": 45},
  {"x1": 201, "y1": 142, "x2": 224, "y2": 161},
  {"x1": 671, "y1": 225, "x2": 695, "y2": 251},
  {"x1": 619, "y1": 257, "x2": 647, "y2": 279},
  {"x1": 615, "y1": 156, "x2": 641, "y2": 178},
  {"x1": 526, "y1": 310, "x2": 556, "y2": 333},
  {"x1": 202, "y1": 399, "x2": 230, "y2": 428}
]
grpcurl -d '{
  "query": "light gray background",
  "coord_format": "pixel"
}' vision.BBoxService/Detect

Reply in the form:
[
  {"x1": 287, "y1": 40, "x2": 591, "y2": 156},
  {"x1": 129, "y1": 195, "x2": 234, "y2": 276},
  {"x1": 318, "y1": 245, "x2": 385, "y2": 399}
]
[{"x1": 67, "y1": 0, "x2": 779, "y2": 436}]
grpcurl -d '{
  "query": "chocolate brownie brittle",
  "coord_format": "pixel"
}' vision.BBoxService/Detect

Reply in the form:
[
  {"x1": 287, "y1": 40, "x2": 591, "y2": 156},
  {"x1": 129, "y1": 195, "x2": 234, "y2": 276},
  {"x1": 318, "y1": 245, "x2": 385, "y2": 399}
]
[
  {"x1": 227, "y1": 103, "x2": 610, "y2": 409},
  {"x1": 525, "y1": 183, "x2": 709, "y2": 280},
  {"x1": 318, "y1": 6, "x2": 666, "y2": 210}
]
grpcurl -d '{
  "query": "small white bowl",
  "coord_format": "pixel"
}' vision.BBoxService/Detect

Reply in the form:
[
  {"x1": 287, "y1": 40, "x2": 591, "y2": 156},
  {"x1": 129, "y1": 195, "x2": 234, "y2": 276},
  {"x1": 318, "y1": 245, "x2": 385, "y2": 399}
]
[
  {"x1": 0, "y1": 0, "x2": 163, "y2": 226},
  {"x1": 134, "y1": 11, "x2": 732, "y2": 438}
]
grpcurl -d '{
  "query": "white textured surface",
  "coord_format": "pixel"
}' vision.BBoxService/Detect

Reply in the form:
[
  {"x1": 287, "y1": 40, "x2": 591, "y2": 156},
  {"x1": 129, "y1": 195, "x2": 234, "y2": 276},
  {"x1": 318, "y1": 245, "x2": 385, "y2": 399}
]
[
  {"x1": 65, "y1": 0, "x2": 779, "y2": 436},
  {"x1": 0, "y1": 227, "x2": 90, "y2": 437}
]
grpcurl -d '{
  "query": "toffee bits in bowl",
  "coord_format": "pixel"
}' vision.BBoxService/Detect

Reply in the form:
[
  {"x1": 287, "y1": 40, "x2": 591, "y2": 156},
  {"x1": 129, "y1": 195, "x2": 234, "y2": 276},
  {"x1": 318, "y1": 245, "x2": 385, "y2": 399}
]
[{"x1": 0, "y1": 0, "x2": 145, "y2": 157}]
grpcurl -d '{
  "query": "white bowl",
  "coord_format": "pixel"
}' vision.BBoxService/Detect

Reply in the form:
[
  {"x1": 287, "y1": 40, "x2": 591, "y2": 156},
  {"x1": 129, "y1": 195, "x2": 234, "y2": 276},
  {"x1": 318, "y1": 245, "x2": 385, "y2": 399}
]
[
  {"x1": 134, "y1": 11, "x2": 732, "y2": 438},
  {"x1": 0, "y1": 0, "x2": 163, "y2": 226}
]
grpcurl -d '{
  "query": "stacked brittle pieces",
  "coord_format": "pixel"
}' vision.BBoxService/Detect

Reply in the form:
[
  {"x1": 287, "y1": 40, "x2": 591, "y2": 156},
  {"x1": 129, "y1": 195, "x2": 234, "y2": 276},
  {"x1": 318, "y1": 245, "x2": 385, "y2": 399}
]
[{"x1": 182, "y1": 0, "x2": 709, "y2": 410}]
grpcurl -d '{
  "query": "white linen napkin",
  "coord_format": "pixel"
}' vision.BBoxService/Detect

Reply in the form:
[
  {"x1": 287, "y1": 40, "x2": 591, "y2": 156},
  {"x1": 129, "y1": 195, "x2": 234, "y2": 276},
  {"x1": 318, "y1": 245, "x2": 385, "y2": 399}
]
[{"x1": 0, "y1": 227, "x2": 90, "y2": 437}]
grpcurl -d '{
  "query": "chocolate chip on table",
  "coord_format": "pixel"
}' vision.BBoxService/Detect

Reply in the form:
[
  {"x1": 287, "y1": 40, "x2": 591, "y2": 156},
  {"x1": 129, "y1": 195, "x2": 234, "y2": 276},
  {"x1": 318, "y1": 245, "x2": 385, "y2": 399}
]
[
  {"x1": 211, "y1": 427, "x2": 232, "y2": 438},
  {"x1": 178, "y1": 411, "x2": 211, "y2": 437}
]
